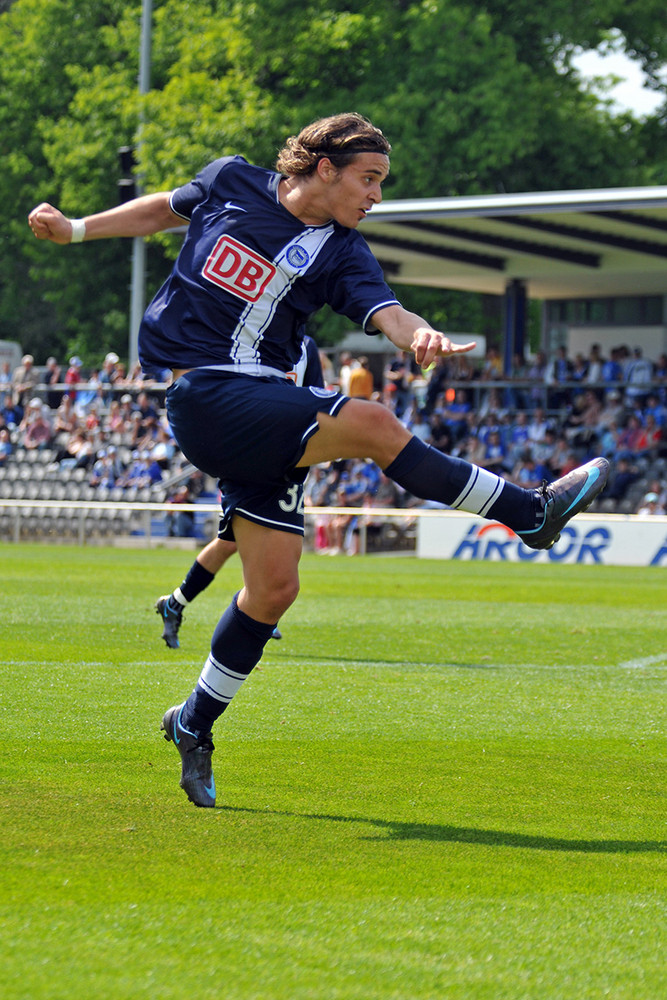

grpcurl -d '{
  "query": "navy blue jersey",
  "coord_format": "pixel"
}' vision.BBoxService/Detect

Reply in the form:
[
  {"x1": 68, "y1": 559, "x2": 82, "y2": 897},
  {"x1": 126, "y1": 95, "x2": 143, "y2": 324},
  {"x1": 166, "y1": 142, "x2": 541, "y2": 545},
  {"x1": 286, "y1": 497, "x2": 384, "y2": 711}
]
[
  {"x1": 287, "y1": 335, "x2": 324, "y2": 389},
  {"x1": 139, "y1": 156, "x2": 398, "y2": 376}
]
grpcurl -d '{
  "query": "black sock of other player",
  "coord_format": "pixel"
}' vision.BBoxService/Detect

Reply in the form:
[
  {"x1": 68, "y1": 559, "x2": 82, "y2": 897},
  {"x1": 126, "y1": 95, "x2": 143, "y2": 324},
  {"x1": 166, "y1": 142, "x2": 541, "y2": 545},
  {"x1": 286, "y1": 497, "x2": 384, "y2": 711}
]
[{"x1": 168, "y1": 559, "x2": 216, "y2": 613}]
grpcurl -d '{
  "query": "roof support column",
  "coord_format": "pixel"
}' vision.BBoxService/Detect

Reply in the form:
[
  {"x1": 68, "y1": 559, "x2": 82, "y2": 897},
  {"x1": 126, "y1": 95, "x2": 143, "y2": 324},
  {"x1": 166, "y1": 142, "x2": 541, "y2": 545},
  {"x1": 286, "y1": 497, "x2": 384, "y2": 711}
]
[{"x1": 503, "y1": 278, "x2": 526, "y2": 375}]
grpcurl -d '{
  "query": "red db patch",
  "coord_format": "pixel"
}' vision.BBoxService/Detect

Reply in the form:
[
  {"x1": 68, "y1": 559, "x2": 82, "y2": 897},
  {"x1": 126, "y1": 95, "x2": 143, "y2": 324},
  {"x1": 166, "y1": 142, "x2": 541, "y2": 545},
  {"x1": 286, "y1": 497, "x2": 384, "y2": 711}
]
[{"x1": 202, "y1": 236, "x2": 276, "y2": 303}]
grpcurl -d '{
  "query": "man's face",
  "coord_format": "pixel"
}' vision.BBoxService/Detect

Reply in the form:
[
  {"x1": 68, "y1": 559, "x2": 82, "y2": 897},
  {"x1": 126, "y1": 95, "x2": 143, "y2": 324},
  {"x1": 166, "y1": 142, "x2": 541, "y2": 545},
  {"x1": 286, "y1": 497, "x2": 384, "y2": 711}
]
[{"x1": 324, "y1": 152, "x2": 390, "y2": 229}]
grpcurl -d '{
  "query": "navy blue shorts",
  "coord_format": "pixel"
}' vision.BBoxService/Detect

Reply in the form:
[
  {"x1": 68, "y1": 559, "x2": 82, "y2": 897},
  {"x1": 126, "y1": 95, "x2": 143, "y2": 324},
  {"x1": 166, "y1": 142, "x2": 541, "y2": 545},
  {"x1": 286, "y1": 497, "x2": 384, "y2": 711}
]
[{"x1": 166, "y1": 369, "x2": 349, "y2": 537}]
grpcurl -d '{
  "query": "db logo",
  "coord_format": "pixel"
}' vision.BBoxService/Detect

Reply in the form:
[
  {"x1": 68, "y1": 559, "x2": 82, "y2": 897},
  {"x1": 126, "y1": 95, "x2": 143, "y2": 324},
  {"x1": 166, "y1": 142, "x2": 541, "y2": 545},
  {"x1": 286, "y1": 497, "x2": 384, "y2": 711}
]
[{"x1": 202, "y1": 235, "x2": 276, "y2": 303}]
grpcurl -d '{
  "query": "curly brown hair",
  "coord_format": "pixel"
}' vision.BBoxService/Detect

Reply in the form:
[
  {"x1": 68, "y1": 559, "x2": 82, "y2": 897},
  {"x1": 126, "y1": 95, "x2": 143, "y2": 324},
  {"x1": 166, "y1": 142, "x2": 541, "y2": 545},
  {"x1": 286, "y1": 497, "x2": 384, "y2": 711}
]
[{"x1": 276, "y1": 113, "x2": 391, "y2": 176}]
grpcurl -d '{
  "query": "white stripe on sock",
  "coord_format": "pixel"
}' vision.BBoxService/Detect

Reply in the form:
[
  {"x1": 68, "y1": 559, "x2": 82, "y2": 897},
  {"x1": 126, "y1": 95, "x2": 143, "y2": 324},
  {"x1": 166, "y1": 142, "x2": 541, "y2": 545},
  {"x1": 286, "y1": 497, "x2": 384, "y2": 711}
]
[
  {"x1": 173, "y1": 587, "x2": 188, "y2": 607},
  {"x1": 197, "y1": 653, "x2": 248, "y2": 704},
  {"x1": 450, "y1": 465, "x2": 505, "y2": 517}
]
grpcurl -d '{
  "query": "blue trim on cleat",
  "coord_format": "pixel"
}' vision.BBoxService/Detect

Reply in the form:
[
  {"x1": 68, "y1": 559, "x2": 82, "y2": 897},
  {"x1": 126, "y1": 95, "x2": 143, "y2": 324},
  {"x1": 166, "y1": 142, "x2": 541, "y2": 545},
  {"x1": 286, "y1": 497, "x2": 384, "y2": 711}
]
[
  {"x1": 155, "y1": 595, "x2": 183, "y2": 649},
  {"x1": 161, "y1": 703, "x2": 216, "y2": 808},
  {"x1": 517, "y1": 457, "x2": 610, "y2": 551}
]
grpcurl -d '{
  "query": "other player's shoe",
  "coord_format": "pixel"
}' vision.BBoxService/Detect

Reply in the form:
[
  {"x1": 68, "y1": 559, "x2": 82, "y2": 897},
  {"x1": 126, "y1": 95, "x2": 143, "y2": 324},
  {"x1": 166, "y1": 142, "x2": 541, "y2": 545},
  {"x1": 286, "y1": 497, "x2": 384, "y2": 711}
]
[
  {"x1": 155, "y1": 595, "x2": 183, "y2": 649},
  {"x1": 161, "y1": 703, "x2": 216, "y2": 808},
  {"x1": 271, "y1": 626, "x2": 282, "y2": 640},
  {"x1": 517, "y1": 457, "x2": 610, "y2": 551}
]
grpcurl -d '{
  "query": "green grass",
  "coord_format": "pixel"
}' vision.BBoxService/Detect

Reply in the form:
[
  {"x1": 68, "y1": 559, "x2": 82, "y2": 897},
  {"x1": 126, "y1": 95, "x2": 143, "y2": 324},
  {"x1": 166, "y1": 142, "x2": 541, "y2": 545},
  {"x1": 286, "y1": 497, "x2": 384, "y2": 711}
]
[{"x1": 1, "y1": 545, "x2": 665, "y2": 1000}]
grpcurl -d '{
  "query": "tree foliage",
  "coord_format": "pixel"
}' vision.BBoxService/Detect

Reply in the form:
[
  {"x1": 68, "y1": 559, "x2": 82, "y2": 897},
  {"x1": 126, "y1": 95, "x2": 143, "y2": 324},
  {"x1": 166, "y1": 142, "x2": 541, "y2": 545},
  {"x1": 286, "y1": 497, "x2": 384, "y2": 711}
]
[{"x1": 1, "y1": 0, "x2": 665, "y2": 361}]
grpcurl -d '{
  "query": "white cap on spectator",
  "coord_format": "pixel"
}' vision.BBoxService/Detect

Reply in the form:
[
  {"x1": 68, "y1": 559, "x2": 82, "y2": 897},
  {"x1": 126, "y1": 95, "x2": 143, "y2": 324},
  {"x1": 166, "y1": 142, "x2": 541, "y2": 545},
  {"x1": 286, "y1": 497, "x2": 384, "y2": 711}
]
[
  {"x1": 29, "y1": 397, "x2": 42, "y2": 408},
  {"x1": 22, "y1": 354, "x2": 34, "y2": 365},
  {"x1": 105, "y1": 352, "x2": 119, "y2": 365},
  {"x1": 69, "y1": 356, "x2": 82, "y2": 367}
]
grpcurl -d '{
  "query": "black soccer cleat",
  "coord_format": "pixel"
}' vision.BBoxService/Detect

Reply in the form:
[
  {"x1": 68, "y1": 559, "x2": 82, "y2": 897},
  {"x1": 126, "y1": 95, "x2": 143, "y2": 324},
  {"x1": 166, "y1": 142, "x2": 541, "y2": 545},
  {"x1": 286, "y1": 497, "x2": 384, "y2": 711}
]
[
  {"x1": 161, "y1": 703, "x2": 216, "y2": 808},
  {"x1": 517, "y1": 457, "x2": 610, "y2": 551},
  {"x1": 155, "y1": 595, "x2": 183, "y2": 649}
]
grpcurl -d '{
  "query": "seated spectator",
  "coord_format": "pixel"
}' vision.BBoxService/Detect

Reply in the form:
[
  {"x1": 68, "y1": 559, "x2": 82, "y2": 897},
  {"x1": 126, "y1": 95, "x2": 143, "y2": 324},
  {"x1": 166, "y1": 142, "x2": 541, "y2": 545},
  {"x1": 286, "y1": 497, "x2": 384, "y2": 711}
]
[
  {"x1": 603, "y1": 458, "x2": 641, "y2": 503},
  {"x1": 53, "y1": 427, "x2": 95, "y2": 470},
  {"x1": 151, "y1": 425, "x2": 176, "y2": 469},
  {"x1": 428, "y1": 412, "x2": 454, "y2": 455},
  {"x1": 0, "y1": 361, "x2": 11, "y2": 390},
  {"x1": 441, "y1": 388, "x2": 471, "y2": 442},
  {"x1": 19, "y1": 398, "x2": 53, "y2": 450},
  {"x1": 546, "y1": 435, "x2": 578, "y2": 479},
  {"x1": 118, "y1": 450, "x2": 163, "y2": 489},
  {"x1": 0, "y1": 427, "x2": 13, "y2": 465},
  {"x1": 615, "y1": 415, "x2": 644, "y2": 460},
  {"x1": 644, "y1": 394, "x2": 666, "y2": 431},
  {"x1": 636, "y1": 491, "x2": 665, "y2": 516},
  {"x1": 597, "y1": 389, "x2": 626, "y2": 433},
  {"x1": 634, "y1": 414, "x2": 662, "y2": 459},
  {"x1": 406, "y1": 407, "x2": 432, "y2": 443},
  {"x1": 1, "y1": 392, "x2": 23, "y2": 430},
  {"x1": 478, "y1": 429, "x2": 508, "y2": 476},
  {"x1": 526, "y1": 407, "x2": 552, "y2": 446},
  {"x1": 506, "y1": 411, "x2": 531, "y2": 466},
  {"x1": 52, "y1": 393, "x2": 79, "y2": 443},
  {"x1": 89, "y1": 449, "x2": 119, "y2": 489},
  {"x1": 510, "y1": 450, "x2": 544, "y2": 489},
  {"x1": 103, "y1": 398, "x2": 125, "y2": 437}
]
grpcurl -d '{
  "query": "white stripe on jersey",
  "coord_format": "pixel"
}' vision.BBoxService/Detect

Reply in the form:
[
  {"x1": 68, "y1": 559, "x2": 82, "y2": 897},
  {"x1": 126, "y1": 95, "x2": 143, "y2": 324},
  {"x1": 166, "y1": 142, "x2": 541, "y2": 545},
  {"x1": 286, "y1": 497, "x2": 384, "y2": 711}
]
[
  {"x1": 230, "y1": 227, "x2": 334, "y2": 367},
  {"x1": 450, "y1": 466, "x2": 505, "y2": 517}
]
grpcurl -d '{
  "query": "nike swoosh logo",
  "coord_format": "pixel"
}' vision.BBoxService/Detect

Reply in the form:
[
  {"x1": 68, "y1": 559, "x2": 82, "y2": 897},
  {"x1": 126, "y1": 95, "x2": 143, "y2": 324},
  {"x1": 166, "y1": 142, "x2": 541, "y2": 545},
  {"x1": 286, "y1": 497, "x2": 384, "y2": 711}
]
[
  {"x1": 205, "y1": 779, "x2": 216, "y2": 797},
  {"x1": 174, "y1": 706, "x2": 185, "y2": 745},
  {"x1": 563, "y1": 466, "x2": 600, "y2": 516},
  {"x1": 224, "y1": 201, "x2": 246, "y2": 212}
]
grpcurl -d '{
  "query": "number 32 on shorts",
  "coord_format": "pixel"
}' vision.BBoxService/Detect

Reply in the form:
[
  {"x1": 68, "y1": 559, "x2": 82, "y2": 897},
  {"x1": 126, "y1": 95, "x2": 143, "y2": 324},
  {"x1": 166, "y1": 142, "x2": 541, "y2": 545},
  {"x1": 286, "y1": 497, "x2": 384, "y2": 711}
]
[{"x1": 279, "y1": 484, "x2": 305, "y2": 514}]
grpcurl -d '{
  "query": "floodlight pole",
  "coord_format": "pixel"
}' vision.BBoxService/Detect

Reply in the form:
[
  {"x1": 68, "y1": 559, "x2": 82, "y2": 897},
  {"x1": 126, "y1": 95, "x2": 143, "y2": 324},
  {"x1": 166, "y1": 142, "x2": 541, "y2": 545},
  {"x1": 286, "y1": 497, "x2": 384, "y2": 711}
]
[{"x1": 128, "y1": 0, "x2": 153, "y2": 370}]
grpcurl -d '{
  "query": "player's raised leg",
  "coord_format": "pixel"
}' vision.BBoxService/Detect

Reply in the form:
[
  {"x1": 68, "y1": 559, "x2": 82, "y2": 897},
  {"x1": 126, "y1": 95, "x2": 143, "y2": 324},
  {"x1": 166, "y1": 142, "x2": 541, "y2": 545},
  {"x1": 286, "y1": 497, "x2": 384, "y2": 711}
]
[{"x1": 299, "y1": 398, "x2": 609, "y2": 550}]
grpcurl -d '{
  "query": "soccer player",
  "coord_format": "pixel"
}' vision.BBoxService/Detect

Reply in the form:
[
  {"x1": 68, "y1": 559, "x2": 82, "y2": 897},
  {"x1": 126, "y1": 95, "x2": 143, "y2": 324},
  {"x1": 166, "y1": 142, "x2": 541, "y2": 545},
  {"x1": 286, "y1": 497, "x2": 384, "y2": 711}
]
[
  {"x1": 154, "y1": 335, "x2": 324, "y2": 648},
  {"x1": 29, "y1": 112, "x2": 609, "y2": 808}
]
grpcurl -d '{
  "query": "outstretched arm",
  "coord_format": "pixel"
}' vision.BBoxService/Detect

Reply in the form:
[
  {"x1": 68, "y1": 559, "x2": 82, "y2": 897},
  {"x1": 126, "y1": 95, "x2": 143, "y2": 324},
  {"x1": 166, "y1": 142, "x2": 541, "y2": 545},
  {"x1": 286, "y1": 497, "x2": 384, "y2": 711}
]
[
  {"x1": 372, "y1": 303, "x2": 476, "y2": 370},
  {"x1": 28, "y1": 192, "x2": 181, "y2": 245}
]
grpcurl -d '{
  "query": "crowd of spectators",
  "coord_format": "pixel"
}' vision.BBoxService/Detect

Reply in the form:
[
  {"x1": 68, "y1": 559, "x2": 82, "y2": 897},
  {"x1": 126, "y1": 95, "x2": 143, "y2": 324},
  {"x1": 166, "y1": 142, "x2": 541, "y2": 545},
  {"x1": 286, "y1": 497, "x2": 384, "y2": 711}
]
[
  {"x1": 1, "y1": 341, "x2": 666, "y2": 548},
  {"x1": 0, "y1": 352, "x2": 196, "y2": 516},
  {"x1": 306, "y1": 342, "x2": 667, "y2": 551}
]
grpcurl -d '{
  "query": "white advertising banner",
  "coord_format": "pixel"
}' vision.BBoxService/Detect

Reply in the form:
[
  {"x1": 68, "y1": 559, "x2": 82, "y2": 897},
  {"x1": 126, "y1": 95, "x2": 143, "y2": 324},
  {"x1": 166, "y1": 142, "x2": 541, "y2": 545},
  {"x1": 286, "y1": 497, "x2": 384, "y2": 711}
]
[{"x1": 417, "y1": 511, "x2": 667, "y2": 567}]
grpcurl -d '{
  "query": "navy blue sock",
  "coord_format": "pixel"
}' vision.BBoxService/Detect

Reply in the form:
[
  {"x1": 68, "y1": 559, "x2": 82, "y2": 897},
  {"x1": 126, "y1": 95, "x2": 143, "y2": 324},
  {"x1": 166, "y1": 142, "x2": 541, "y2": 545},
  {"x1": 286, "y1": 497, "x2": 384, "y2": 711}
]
[
  {"x1": 384, "y1": 437, "x2": 538, "y2": 532},
  {"x1": 181, "y1": 593, "x2": 276, "y2": 734}
]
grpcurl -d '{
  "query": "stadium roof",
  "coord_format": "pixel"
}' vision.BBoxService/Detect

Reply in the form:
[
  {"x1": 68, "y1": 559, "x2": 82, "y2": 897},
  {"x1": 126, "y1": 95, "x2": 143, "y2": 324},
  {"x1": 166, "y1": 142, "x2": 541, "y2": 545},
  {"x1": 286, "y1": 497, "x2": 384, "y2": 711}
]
[{"x1": 359, "y1": 185, "x2": 667, "y2": 300}]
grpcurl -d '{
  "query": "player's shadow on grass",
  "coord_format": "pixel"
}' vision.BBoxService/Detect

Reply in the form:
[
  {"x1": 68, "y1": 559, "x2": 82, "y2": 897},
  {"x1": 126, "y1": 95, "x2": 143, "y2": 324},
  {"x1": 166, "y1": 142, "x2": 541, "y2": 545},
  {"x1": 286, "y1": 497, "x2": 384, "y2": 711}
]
[{"x1": 220, "y1": 805, "x2": 666, "y2": 854}]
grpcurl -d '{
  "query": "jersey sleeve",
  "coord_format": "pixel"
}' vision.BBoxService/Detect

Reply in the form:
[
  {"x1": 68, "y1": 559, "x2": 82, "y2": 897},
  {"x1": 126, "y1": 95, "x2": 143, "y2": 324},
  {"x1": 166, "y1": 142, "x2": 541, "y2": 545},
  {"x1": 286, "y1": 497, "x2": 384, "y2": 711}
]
[
  {"x1": 326, "y1": 233, "x2": 399, "y2": 333},
  {"x1": 169, "y1": 156, "x2": 244, "y2": 220}
]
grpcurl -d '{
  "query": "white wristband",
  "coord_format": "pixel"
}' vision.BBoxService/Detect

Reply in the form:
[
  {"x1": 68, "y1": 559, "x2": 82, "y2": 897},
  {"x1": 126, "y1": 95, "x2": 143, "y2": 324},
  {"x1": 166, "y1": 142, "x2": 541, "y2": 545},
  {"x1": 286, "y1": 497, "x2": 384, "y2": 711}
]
[{"x1": 69, "y1": 218, "x2": 86, "y2": 244}]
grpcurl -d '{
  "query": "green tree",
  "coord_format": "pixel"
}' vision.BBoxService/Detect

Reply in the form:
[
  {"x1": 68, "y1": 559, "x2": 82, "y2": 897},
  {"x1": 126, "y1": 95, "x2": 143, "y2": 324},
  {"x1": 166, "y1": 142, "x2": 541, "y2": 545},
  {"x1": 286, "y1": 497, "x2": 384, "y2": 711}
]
[{"x1": 1, "y1": 0, "x2": 665, "y2": 359}]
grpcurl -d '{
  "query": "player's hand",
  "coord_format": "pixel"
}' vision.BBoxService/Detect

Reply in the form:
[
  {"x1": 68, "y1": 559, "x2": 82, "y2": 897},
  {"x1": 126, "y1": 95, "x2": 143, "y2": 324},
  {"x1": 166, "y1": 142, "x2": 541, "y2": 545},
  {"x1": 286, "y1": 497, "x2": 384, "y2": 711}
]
[
  {"x1": 28, "y1": 203, "x2": 73, "y2": 244},
  {"x1": 410, "y1": 328, "x2": 476, "y2": 370}
]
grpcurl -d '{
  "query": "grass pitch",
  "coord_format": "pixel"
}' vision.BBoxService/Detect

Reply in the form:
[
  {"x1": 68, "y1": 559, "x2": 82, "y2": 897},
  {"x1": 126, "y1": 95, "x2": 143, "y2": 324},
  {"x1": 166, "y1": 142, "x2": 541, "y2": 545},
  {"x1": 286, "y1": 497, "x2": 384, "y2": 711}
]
[{"x1": 1, "y1": 544, "x2": 665, "y2": 1000}]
